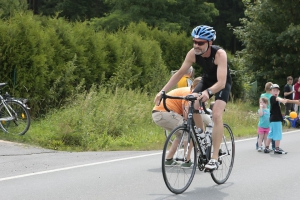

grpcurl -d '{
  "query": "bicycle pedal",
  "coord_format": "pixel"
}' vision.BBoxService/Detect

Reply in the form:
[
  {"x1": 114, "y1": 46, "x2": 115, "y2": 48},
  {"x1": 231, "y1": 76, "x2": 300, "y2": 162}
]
[{"x1": 204, "y1": 168, "x2": 213, "y2": 173}]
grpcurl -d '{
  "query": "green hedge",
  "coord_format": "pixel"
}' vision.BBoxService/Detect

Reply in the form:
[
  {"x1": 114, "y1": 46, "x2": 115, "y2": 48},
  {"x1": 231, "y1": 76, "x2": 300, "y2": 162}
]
[
  {"x1": 0, "y1": 11, "x2": 243, "y2": 118},
  {"x1": 0, "y1": 13, "x2": 172, "y2": 117}
]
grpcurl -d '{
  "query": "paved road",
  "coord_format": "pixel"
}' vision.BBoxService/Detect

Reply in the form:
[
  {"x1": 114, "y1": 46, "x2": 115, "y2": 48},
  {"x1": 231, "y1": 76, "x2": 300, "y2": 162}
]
[{"x1": 0, "y1": 130, "x2": 300, "y2": 200}]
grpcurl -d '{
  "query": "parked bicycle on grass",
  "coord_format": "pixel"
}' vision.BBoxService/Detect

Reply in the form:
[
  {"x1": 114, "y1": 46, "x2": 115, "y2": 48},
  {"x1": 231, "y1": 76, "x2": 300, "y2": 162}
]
[
  {"x1": 160, "y1": 91, "x2": 235, "y2": 194},
  {"x1": 0, "y1": 83, "x2": 31, "y2": 135}
]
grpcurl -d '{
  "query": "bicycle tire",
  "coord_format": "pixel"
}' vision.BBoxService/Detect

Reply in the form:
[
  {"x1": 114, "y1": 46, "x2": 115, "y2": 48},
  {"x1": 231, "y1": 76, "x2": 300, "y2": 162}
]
[
  {"x1": 0, "y1": 100, "x2": 31, "y2": 135},
  {"x1": 210, "y1": 123, "x2": 235, "y2": 184},
  {"x1": 162, "y1": 125, "x2": 197, "y2": 194}
]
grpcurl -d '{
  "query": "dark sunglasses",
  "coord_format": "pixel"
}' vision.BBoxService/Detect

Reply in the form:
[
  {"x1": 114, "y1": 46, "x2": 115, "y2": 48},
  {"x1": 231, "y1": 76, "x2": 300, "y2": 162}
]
[{"x1": 193, "y1": 40, "x2": 207, "y2": 46}]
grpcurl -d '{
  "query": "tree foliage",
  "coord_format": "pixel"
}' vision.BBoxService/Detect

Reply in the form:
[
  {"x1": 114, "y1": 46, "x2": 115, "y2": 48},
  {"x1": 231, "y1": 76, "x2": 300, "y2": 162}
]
[
  {"x1": 208, "y1": 0, "x2": 245, "y2": 53},
  {"x1": 0, "y1": 1, "x2": 251, "y2": 118},
  {"x1": 28, "y1": 0, "x2": 110, "y2": 20},
  {"x1": 233, "y1": 0, "x2": 300, "y2": 93},
  {"x1": 25, "y1": 0, "x2": 244, "y2": 53},
  {"x1": 90, "y1": 0, "x2": 219, "y2": 32},
  {"x1": 0, "y1": 0, "x2": 27, "y2": 19}
]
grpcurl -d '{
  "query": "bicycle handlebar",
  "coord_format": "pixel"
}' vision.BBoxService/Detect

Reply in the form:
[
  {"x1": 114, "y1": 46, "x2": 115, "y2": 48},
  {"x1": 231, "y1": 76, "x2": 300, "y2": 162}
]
[{"x1": 160, "y1": 91, "x2": 212, "y2": 115}]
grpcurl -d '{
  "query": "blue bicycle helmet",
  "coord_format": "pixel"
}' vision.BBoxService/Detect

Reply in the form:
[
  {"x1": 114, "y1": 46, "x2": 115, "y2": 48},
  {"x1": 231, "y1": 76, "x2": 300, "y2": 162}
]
[{"x1": 191, "y1": 25, "x2": 216, "y2": 41}]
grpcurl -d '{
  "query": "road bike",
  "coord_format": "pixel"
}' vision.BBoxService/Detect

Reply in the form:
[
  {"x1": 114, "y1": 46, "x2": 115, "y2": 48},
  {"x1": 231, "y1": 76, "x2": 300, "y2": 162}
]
[
  {"x1": 0, "y1": 83, "x2": 31, "y2": 135},
  {"x1": 160, "y1": 91, "x2": 235, "y2": 194}
]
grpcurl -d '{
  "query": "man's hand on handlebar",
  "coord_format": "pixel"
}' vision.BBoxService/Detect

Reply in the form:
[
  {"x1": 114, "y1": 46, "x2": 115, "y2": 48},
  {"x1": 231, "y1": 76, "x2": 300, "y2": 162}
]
[
  {"x1": 193, "y1": 90, "x2": 209, "y2": 102},
  {"x1": 154, "y1": 91, "x2": 164, "y2": 106}
]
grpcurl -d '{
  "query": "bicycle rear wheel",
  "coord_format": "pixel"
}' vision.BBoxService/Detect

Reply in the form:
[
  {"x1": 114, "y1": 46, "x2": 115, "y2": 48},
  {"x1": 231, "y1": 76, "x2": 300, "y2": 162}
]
[
  {"x1": 210, "y1": 124, "x2": 235, "y2": 184},
  {"x1": 0, "y1": 100, "x2": 31, "y2": 135},
  {"x1": 162, "y1": 125, "x2": 197, "y2": 194}
]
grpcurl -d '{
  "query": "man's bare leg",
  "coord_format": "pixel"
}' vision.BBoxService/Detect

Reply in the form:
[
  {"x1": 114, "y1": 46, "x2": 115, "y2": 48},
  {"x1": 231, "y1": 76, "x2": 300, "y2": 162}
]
[
  {"x1": 211, "y1": 100, "x2": 226, "y2": 160},
  {"x1": 193, "y1": 100, "x2": 204, "y2": 131}
]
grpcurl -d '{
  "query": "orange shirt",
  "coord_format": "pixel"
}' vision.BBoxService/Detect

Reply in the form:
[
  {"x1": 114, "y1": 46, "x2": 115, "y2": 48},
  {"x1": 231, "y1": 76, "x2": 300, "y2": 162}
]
[{"x1": 153, "y1": 87, "x2": 191, "y2": 115}]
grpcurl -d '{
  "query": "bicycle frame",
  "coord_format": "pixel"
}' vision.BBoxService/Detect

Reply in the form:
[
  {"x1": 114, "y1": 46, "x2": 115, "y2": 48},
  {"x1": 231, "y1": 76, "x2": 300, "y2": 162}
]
[
  {"x1": 161, "y1": 91, "x2": 211, "y2": 166},
  {"x1": 162, "y1": 91, "x2": 235, "y2": 194},
  {"x1": 0, "y1": 97, "x2": 16, "y2": 122},
  {"x1": 161, "y1": 91, "x2": 235, "y2": 194}
]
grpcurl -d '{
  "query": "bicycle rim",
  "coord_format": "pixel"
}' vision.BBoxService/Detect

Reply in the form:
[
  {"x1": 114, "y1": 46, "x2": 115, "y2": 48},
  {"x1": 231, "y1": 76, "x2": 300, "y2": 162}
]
[
  {"x1": 211, "y1": 124, "x2": 235, "y2": 184},
  {"x1": 0, "y1": 100, "x2": 31, "y2": 135},
  {"x1": 162, "y1": 126, "x2": 197, "y2": 194}
]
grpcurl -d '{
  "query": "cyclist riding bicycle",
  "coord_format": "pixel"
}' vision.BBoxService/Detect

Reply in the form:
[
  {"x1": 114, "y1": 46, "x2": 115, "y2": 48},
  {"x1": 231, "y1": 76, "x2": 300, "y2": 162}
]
[{"x1": 154, "y1": 25, "x2": 232, "y2": 170}]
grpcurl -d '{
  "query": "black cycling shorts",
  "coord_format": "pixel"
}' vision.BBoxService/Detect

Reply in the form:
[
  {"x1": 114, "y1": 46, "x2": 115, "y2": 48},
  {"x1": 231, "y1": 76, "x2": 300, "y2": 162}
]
[{"x1": 193, "y1": 79, "x2": 231, "y2": 103}]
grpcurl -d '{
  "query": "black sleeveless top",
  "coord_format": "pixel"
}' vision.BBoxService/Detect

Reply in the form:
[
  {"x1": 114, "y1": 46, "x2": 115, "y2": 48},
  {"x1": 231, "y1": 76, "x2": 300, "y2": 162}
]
[
  {"x1": 270, "y1": 96, "x2": 283, "y2": 122},
  {"x1": 195, "y1": 45, "x2": 232, "y2": 85}
]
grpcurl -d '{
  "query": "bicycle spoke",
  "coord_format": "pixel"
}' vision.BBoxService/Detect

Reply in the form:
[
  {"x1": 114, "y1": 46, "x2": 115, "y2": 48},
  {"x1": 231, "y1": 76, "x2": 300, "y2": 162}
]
[
  {"x1": 0, "y1": 100, "x2": 31, "y2": 135},
  {"x1": 211, "y1": 124, "x2": 235, "y2": 184}
]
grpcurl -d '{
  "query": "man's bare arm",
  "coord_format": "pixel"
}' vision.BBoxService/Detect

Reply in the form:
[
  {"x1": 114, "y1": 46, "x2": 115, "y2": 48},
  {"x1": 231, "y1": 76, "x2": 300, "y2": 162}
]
[
  {"x1": 154, "y1": 48, "x2": 195, "y2": 105},
  {"x1": 161, "y1": 49, "x2": 195, "y2": 92}
]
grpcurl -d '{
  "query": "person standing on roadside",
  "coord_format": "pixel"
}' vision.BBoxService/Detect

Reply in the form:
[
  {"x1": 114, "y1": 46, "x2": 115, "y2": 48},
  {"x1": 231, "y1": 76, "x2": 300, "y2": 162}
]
[
  {"x1": 260, "y1": 82, "x2": 273, "y2": 109},
  {"x1": 256, "y1": 82, "x2": 275, "y2": 150},
  {"x1": 176, "y1": 66, "x2": 194, "y2": 88},
  {"x1": 257, "y1": 97, "x2": 270, "y2": 152},
  {"x1": 264, "y1": 84, "x2": 300, "y2": 154},
  {"x1": 292, "y1": 77, "x2": 298, "y2": 111},
  {"x1": 284, "y1": 76, "x2": 295, "y2": 115},
  {"x1": 293, "y1": 77, "x2": 300, "y2": 115},
  {"x1": 264, "y1": 84, "x2": 287, "y2": 154}
]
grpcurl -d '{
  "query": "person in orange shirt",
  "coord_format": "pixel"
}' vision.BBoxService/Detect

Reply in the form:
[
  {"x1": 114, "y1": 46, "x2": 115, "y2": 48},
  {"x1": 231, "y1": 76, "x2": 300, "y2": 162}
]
[
  {"x1": 152, "y1": 77, "x2": 201, "y2": 168},
  {"x1": 152, "y1": 77, "x2": 200, "y2": 132},
  {"x1": 172, "y1": 66, "x2": 194, "y2": 88}
]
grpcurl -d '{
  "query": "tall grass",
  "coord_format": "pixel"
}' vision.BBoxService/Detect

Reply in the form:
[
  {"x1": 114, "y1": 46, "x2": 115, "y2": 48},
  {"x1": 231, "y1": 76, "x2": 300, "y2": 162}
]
[
  {"x1": 0, "y1": 87, "x2": 269, "y2": 151},
  {"x1": 223, "y1": 99, "x2": 258, "y2": 138},
  {"x1": 0, "y1": 86, "x2": 165, "y2": 151}
]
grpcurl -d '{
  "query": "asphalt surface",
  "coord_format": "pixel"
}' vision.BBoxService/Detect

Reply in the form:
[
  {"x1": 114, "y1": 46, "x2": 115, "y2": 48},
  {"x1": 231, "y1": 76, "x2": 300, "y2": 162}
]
[{"x1": 0, "y1": 129, "x2": 300, "y2": 200}]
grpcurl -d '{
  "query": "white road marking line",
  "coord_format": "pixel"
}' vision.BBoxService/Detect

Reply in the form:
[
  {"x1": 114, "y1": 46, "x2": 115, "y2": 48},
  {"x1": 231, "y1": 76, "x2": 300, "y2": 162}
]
[
  {"x1": 0, "y1": 129, "x2": 298, "y2": 182},
  {"x1": 0, "y1": 152, "x2": 161, "y2": 182}
]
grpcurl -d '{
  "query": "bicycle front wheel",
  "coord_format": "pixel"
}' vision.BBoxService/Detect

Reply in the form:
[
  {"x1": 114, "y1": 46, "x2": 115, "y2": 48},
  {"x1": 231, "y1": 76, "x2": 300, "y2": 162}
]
[
  {"x1": 211, "y1": 124, "x2": 235, "y2": 184},
  {"x1": 162, "y1": 125, "x2": 197, "y2": 194},
  {"x1": 0, "y1": 100, "x2": 31, "y2": 135}
]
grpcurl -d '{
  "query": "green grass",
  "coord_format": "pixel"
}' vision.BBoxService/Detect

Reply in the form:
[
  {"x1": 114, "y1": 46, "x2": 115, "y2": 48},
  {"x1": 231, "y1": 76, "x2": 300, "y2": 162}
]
[
  {"x1": 0, "y1": 87, "x2": 291, "y2": 151},
  {"x1": 223, "y1": 99, "x2": 258, "y2": 138}
]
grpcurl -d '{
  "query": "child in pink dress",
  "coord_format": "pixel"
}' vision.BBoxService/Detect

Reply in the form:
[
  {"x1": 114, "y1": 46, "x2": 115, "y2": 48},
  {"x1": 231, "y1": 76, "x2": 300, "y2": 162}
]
[{"x1": 257, "y1": 97, "x2": 270, "y2": 152}]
